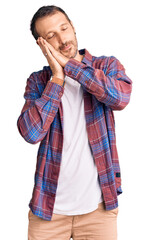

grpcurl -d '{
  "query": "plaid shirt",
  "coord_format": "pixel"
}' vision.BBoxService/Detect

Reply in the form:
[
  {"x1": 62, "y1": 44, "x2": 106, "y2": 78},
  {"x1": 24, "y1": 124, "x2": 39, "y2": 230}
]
[{"x1": 17, "y1": 49, "x2": 132, "y2": 220}]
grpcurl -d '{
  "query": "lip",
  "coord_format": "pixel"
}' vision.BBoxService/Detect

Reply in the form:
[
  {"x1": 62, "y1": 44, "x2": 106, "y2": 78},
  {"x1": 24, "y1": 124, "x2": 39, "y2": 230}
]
[{"x1": 62, "y1": 44, "x2": 71, "y2": 51}]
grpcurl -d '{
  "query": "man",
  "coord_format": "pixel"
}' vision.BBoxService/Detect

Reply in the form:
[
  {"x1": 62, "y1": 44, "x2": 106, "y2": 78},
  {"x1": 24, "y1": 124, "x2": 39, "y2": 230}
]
[{"x1": 17, "y1": 5, "x2": 132, "y2": 240}]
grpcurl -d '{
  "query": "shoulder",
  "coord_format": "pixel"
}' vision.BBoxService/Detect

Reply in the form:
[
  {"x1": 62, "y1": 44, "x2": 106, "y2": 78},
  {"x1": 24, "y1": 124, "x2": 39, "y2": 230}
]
[
  {"x1": 92, "y1": 55, "x2": 119, "y2": 65},
  {"x1": 92, "y1": 55, "x2": 123, "y2": 72}
]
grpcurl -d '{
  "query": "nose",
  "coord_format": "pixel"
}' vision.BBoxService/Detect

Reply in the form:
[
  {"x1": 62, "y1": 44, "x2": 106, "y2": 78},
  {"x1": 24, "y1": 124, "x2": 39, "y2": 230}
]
[{"x1": 57, "y1": 33, "x2": 67, "y2": 45}]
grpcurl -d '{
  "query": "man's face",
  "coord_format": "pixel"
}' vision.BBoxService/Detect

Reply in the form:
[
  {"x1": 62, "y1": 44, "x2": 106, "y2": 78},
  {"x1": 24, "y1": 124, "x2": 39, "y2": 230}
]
[{"x1": 35, "y1": 11, "x2": 78, "y2": 59}]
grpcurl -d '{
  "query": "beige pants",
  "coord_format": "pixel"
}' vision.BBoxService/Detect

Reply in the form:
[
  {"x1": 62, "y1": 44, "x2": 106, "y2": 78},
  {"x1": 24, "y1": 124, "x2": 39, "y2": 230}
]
[{"x1": 28, "y1": 202, "x2": 118, "y2": 240}]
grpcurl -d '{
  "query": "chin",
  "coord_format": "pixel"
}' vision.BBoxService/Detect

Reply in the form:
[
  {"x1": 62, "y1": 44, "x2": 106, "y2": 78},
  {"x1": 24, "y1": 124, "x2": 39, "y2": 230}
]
[
  {"x1": 60, "y1": 45, "x2": 78, "y2": 59},
  {"x1": 69, "y1": 49, "x2": 78, "y2": 59}
]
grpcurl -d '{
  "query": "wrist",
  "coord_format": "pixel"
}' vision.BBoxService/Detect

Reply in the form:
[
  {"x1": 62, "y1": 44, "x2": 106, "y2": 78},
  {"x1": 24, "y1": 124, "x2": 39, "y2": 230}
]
[
  {"x1": 51, "y1": 76, "x2": 65, "y2": 87},
  {"x1": 52, "y1": 74, "x2": 64, "y2": 79}
]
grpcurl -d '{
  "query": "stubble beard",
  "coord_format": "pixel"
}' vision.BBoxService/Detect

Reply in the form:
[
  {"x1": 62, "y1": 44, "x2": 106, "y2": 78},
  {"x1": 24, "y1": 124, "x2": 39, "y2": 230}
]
[{"x1": 59, "y1": 35, "x2": 78, "y2": 59}]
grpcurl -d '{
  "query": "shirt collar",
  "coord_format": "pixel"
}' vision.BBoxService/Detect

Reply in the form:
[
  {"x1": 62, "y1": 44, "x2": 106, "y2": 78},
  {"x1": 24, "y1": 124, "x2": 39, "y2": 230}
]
[{"x1": 79, "y1": 48, "x2": 93, "y2": 67}]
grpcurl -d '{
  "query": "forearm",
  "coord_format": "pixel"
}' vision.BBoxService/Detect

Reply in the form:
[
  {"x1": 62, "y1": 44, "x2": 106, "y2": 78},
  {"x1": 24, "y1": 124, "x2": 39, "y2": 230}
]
[
  {"x1": 17, "y1": 80, "x2": 64, "y2": 144},
  {"x1": 64, "y1": 57, "x2": 132, "y2": 110}
]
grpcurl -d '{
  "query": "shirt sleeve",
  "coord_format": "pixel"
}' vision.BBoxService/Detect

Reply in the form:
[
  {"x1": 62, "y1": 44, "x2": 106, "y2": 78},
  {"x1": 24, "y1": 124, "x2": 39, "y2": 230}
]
[
  {"x1": 64, "y1": 56, "x2": 132, "y2": 110},
  {"x1": 17, "y1": 73, "x2": 64, "y2": 144}
]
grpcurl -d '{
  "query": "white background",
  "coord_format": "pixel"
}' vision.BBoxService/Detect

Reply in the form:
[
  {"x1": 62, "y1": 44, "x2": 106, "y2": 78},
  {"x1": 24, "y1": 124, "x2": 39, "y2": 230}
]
[{"x1": 1, "y1": 0, "x2": 150, "y2": 239}]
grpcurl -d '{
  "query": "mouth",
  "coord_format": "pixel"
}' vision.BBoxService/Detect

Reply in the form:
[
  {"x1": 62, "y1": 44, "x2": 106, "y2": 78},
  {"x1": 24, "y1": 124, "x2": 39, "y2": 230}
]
[{"x1": 61, "y1": 44, "x2": 71, "y2": 51}]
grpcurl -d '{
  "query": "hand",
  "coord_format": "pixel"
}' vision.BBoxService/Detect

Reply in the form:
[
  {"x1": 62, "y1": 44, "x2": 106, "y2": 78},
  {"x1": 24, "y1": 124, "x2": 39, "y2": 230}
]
[
  {"x1": 37, "y1": 37, "x2": 65, "y2": 79},
  {"x1": 37, "y1": 37, "x2": 69, "y2": 68}
]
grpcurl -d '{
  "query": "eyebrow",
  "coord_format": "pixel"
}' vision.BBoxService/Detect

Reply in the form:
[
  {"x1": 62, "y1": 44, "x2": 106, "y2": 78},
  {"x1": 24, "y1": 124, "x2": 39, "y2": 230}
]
[{"x1": 46, "y1": 23, "x2": 68, "y2": 36}]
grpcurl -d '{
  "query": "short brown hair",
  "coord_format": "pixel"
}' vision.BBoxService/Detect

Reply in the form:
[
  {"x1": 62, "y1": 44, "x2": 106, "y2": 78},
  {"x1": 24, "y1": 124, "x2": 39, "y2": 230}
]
[{"x1": 30, "y1": 5, "x2": 71, "y2": 40}]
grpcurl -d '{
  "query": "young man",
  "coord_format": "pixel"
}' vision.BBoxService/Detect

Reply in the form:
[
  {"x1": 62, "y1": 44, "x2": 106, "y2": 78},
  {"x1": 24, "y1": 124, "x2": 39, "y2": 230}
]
[{"x1": 17, "y1": 5, "x2": 132, "y2": 240}]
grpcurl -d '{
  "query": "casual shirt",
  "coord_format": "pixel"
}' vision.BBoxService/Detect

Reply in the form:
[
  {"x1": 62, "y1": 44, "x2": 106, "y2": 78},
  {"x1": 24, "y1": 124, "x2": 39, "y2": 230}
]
[
  {"x1": 17, "y1": 48, "x2": 132, "y2": 220},
  {"x1": 53, "y1": 75, "x2": 103, "y2": 215}
]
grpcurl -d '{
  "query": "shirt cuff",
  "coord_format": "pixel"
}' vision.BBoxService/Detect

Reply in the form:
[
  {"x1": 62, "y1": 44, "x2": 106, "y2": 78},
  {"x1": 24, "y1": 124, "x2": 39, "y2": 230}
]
[
  {"x1": 64, "y1": 59, "x2": 86, "y2": 80},
  {"x1": 42, "y1": 80, "x2": 64, "y2": 100}
]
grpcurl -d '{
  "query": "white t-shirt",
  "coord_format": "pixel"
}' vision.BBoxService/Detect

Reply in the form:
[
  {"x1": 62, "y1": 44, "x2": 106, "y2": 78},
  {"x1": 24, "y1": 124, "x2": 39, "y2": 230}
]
[{"x1": 53, "y1": 75, "x2": 103, "y2": 215}]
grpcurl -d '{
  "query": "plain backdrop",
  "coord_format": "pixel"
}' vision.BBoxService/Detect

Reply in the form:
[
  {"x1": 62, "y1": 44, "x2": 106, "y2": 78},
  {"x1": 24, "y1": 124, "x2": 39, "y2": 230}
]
[{"x1": 1, "y1": 0, "x2": 150, "y2": 239}]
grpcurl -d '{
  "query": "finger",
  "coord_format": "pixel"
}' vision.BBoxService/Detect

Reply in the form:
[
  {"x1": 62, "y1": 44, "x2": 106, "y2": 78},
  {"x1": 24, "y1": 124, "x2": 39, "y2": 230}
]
[
  {"x1": 44, "y1": 40, "x2": 57, "y2": 55},
  {"x1": 44, "y1": 44, "x2": 52, "y2": 58},
  {"x1": 36, "y1": 38, "x2": 44, "y2": 52},
  {"x1": 38, "y1": 37, "x2": 55, "y2": 53},
  {"x1": 38, "y1": 37, "x2": 61, "y2": 61},
  {"x1": 37, "y1": 37, "x2": 68, "y2": 67},
  {"x1": 37, "y1": 38, "x2": 52, "y2": 58}
]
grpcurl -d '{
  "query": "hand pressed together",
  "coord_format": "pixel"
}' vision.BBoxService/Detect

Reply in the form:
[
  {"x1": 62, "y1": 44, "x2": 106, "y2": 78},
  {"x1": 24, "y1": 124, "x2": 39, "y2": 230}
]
[{"x1": 37, "y1": 37, "x2": 69, "y2": 79}]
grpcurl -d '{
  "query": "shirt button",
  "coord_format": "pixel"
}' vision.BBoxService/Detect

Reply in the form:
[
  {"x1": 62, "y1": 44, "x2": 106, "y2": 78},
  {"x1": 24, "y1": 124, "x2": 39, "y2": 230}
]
[
  {"x1": 68, "y1": 71, "x2": 72, "y2": 75},
  {"x1": 85, "y1": 81, "x2": 88, "y2": 84}
]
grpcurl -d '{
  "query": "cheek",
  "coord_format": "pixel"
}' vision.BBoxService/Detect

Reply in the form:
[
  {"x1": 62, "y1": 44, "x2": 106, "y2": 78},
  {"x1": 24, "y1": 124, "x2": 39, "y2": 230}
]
[{"x1": 71, "y1": 32, "x2": 77, "y2": 44}]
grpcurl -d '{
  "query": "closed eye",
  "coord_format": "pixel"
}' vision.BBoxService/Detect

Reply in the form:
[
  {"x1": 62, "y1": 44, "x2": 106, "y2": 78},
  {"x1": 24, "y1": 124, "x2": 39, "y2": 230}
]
[
  {"x1": 61, "y1": 27, "x2": 68, "y2": 31},
  {"x1": 47, "y1": 34, "x2": 55, "y2": 39},
  {"x1": 47, "y1": 26, "x2": 68, "y2": 39}
]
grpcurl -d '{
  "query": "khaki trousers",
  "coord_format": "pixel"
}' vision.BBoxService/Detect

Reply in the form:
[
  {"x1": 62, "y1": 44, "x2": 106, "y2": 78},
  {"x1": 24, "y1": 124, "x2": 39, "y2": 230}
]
[{"x1": 28, "y1": 202, "x2": 118, "y2": 240}]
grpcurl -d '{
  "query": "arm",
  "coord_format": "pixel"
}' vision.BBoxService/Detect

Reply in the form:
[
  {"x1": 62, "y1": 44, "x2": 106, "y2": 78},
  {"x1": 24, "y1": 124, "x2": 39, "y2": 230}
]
[
  {"x1": 17, "y1": 74, "x2": 64, "y2": 144},
  {"x1": 64, "y1": 56, "x2": 132, "y2": 110},
  {"x1": 17, "y1": 37, "x2": 66, "y2": 144}
]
